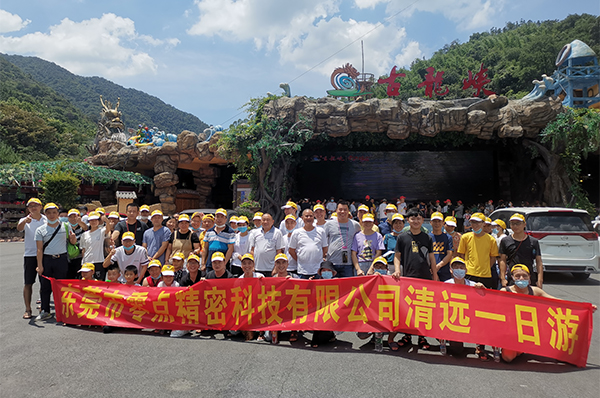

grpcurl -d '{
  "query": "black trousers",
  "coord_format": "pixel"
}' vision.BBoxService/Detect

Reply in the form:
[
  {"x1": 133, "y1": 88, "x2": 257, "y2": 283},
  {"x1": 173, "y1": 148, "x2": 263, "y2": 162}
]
[{"x1": 40, "y1": 254, "x2": 68, "y2": 312}]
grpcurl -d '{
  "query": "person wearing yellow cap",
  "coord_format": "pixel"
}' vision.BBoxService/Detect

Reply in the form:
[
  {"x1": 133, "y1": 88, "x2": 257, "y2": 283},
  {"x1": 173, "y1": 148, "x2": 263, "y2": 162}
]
[
  {"x1": 231, "y1": 216, "x2": 251, "y2": 276},
  {"x1": 17, "y1": 197, "x2": 46, "y2": 319},
  {"x1": 249, "y1": 213, "x2": 284, "y2": 277},
  {"x1": 278, "y1": 201, "x2": 303, "y2": 232},
  {"x1": 165, "y1": 213, "x2": 201, "y2": 262},
  {"x1": 357, "y1": 204, "x2": 380, "y2": 234},
  {"x1": 444, "y1": 216, "x2": 462, "y2": 258},
  {"x1": 281, "y1": 214, "x2": 299, "y2": 274},
  {"x1": 142, "y1": 259, "x2": 163, "y2": 287},
  {"x1": 323, "y1": 200, "x2": 362, "y2": 278},
  {"x1": 205, "y1": 252, "x2": 233, "y2": 279},
  {"x1": 142, "y1": 210, "x2": 171, "y2": 266},
  {"x1": 351, "y1": 213, "x2": 384, "y2": 276},
  {"x1": 190, "y1": 212, "x2": 204, "y2": 233},
  {"x1": 378, "y1": 203, "x2": 398, "y2": 236},
  {"x1": 198, "y1": 213, "x2": 215, "y2": 244},
  {"x1": 499, "y1": 213, "x2": 543, "y2": 289},
  {"x1": 381, "y1": 214, "x2": 405, "y2": 270},
  {"x1": 429, "y1": 212, "x2": 454, "y2": 282},
  {"x1": 229, "y1": 216, "x2": 239, "y2": 232},
  {"x1": 34, "y1": 202, "x2": 77, "y2": 321},
  {"x1": 289, "y1": 209, "x2": 328, "y2": 278},
  {"x1": 491, "y1": 219, "x2": 507, "y2": 243},
  {"x1": 201, "y1": 208, "x2": 236, "y2": 272},
  {"x1": 180, "y1": 254, "x2": 204, "y2": 286},
  {"x1": 78, "y1": 263, "x2": 96, "y2": 281},
  {"x1": 252, "y1": 212, "x2": 263, "y2": 229},
  {"x1": 111, "y1": 203, "x2": 150, "y2": 248},
  {"x1": 239, "y1": 253, "x2": 264, "y2": 279},
  {"x1": 103, "y1": 231, "x2": 149, "y2": 285},
  {"x1": 80, "y1": 211, "x2": 112, "y2": 281},
  {"x1": 312, "y1": 204, "x2": 327, "y2": 228}
]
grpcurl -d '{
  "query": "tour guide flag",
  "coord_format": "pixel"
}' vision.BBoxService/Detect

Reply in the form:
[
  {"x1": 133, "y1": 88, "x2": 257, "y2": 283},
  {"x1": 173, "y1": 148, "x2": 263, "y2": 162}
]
[{"x1": 49, "y1": 276, "x2": 594, "y2": 367}]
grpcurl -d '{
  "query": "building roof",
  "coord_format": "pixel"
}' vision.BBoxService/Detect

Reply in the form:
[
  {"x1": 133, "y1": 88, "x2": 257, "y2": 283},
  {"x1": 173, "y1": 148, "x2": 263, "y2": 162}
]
[{"x1": 116, "y1": 191, "x2": 138, "y2": 199}]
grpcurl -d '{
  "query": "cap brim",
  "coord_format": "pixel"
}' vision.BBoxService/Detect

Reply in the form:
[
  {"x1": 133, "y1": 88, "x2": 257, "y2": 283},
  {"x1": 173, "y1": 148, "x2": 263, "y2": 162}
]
[
  {"x1": 78, "y1": 268, "x2": 93, "y2": 272},
  {"x1": 212, "y1": 256, "x2": 225, "y2": 262},
  {"x1": 162, "y1": 271, "x2": 175, "y2": 276},
  {"x1": 445, "y1": 221, "x2": 457, "y2": 227}
]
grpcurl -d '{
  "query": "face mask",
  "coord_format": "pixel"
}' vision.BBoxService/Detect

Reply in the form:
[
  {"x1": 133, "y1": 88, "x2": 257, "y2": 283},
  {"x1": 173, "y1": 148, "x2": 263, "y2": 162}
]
[
  {"x1": 387, "y1": 213, "x2": 394, "y2": 221},
  {"x1": 321, "y1": 270, "x2": 333, "y2": 279},
  {"x1": 492, "y1": 228, "x2": 498, "y2": 235},
  {"x1": 123, "y1": 244, "x2": 135, "y2": 250},
  {"x1": 140, "y1": 216, "x2": 148, "y2": 221},
  {"x1": 59, "y1": 217, "x2": 68, "y2": 223},
  {"x1": 231, "y1": 227, "x2": 239, "y2": 232},
  {"x1": 514, "y1": 279, "x2": 529, "y2": 289},
  {"x1": 69, "y1": 222, "x2": 79, "y2": 228},
  {"x1": 393, "y1": 229, "x2": 402, "y2": 234},
  {"x1": 237, "y1": 226, "x2": 248, "y2": 233},
  {"x1": 80, "y1": 211, "x2": 86, "y2": 216},
  {"x1": 453, "y1": 268, "x2": 466, "y2": 279},
  {"x1": 216, "y1": 224, "x2": 226, "y2": 228},
  {"x1": 473, "y1": 228, "x2": 483, "y2": 234},
  {"x1": 374, "y1": 268, "x2": 387, "y2": 276}
]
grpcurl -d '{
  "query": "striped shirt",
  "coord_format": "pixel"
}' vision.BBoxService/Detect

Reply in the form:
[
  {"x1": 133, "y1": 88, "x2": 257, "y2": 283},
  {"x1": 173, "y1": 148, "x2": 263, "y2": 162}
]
[{"x1": 203, "y1": 225, "x2": 236, "y2": 267}]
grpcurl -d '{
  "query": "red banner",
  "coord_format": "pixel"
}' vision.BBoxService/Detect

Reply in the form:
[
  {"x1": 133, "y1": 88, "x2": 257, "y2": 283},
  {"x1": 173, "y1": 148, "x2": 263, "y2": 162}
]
[{"x1": 50, "y1": 276, "x2": 594, "y2": 367}]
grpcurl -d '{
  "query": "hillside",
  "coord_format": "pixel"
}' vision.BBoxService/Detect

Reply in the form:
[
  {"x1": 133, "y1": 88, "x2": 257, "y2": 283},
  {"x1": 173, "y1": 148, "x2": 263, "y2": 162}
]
[
  {"x1": 373, "y1": 13, "x2": 600, "y2": 99},
  {"x1": 1, "y1": 54, "x2": 209, "y2": 135},
  {"x1": 0, "y1": 56, "x2": 95, "y2": 162}
]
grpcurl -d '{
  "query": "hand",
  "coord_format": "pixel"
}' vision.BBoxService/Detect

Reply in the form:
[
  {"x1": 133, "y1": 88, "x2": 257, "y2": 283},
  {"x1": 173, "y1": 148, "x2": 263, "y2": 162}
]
[
  {"x1": 592, "y1": 305, "x2": 597, "y2": 313},
  {"x1": 474, "y1": 282, "x2": 485, "y2": 289},
  {"x1": 392, "y1": 271, "x2": 401, "y2": 280},
  {"x1": 25, "y1": 215, "x2": 32, "y2": 224},
  {"x1": 109, "y1": 248, "x2": 117, "y2": 257},
  {"x1": 436, "y1": 262, "x2": 443, "y2": 271},
  {"x1": 536, "y1": 279, "x2": 543, "y2": 289},
  {"x1": 501, "y1": 278, "x2": 508, "y2": 287},
  {"x1": 69, "y1": 230, "x2": 76, "y2": 239},
  {"x1": 201, "y1": 265, "x2": 206, "y2": 272},
  {"x1": 36, "y1": 265, "x2": 43, "y2": 276},
  {"x1": 356, "y1": 269, "x2": 365, "y2": 276}
]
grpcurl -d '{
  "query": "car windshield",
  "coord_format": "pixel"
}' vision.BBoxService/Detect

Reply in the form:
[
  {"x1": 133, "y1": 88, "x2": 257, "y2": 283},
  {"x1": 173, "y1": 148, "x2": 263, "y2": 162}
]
[{"x1": 527, "y1": 212, "x2": 593, "y2": 232}]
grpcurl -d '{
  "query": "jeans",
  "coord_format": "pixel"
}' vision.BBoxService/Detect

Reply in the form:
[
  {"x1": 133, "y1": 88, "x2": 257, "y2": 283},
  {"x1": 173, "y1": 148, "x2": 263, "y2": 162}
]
[
  {"x1": 40, "y1": 253, "x2": 69, "y2": 312},
  {"x1": 333, "y1": 264, "x2": 355, "y2": 278}
]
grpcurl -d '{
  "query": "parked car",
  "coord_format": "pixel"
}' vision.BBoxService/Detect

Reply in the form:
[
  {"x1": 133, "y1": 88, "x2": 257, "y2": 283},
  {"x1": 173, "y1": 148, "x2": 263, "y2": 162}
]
[{"x1": 490, "y1": 207, "x2": 600, "y2": 280}]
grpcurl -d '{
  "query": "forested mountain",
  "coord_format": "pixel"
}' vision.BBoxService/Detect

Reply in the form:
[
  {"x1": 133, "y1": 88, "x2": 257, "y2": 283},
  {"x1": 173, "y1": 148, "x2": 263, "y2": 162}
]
[
  {"x1": 373, "y1": 14, "x2": 599, "y2": 99},
  {"x1": 1, "y1": 54, "x2": 209, "y2": 135},
  {"x1": 0, "y1": 56, "x2": 95, "y2": 162}
]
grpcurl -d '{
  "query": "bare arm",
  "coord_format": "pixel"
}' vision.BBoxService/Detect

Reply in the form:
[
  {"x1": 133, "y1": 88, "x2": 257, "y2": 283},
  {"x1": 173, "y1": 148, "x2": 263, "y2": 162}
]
[
  {"x1": 429, "y1": 253, "x2": 439, "y2": 281},
  {"x1": 351, "y1": 251, "x2": 364, "y2": 276},
  {"x1": 535, "y1": 255, "x2": 543, "y2": 288},
  {"x1": 103, "y1": 248, "x2": 116, "y2": 269},
  {"x1": 137, "y1": 265, "x2": 147, "y2": 284},
  {"x1": 437, "y1": 250, "x2": 453, "y2": 271},
  {"x1": 17, "y1": 215, "x2": 31, "y2": 231},
  {"x1": 36, "y1": 240, "x2": 44, "y2": 275},
  {"x1": 164, "y1": 243, "x2": 173, "y2": 264},
  {"x1": 322, "y1": 247, "x2": 328, "y2": 261},
  {"x1": 224, "y1": 243, "x2": 234, "y2": 264},
  {"x1": 153, "y1": 241, "x2": 169, "y2": 260},
  {"x1": 499, "y1": 254, "x2": 508, "y2": 287},
  {"x1": 393, "y1": 251, "x2": 401, "y2": 279}
]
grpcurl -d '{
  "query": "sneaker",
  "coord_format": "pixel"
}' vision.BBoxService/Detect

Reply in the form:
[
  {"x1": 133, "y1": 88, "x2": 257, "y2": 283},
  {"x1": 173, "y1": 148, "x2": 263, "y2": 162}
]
[
  {"x1": 170, "y1": 330, "x2": 189, "y2": 338},
  {"x1": 493, "y1": 347, "x2": 501, "y2": 363},
  {"x1": 439, "y1": 339, "x2": 447, "y2": 356},
  {"x1": 35, "y1": 311, "x2": 52, "y2": 321}
]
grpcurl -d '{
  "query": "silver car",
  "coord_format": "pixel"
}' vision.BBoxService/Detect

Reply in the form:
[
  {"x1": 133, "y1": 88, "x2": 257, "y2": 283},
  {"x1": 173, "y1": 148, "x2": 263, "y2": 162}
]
[{"x1": 490, "y1": 207, "x2": 600, "y2": 280}]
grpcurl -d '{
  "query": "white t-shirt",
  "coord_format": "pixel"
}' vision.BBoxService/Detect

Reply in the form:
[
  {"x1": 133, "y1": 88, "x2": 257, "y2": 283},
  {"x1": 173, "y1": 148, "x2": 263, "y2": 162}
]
[
  {"x1": 157, "y1": 281, "x2": 180, "y2": 287},
  {"x1": 110, "y1": 245, "x2": 150, "y2": 275},
  {"x1": 238, "y1": 272, "x2": 264, "y2": 278},
  {"x1": 249, "y1": 227, "x2": 284, "y2": 272},
  {"x1": 80, "y1": 227, "x2": 107, "y2": 263},
  {"x1": 444, "y1": 278, "x2": 476, "y2": 286},
  {"x1": 232, "y1": 233, "x2": 251, "y2": 267},
  {"x1": 20, "y1": 215, "x2": 47, "y2": 256},
  {"x1": 378, "y1": 203, "x2": 387, "y2": 219},
  {"x1": 282, "y1": 233, "x2": 298, "y2": 272},
  {"x1": 289, "y1": 227, "x2": 328, "y2": 275},
  {"x1": 278, "y1": 217, "x2": 304, "y2": 232},
  {"x1": 398, "y1": 202, "x2": 407, "y2": 216}
]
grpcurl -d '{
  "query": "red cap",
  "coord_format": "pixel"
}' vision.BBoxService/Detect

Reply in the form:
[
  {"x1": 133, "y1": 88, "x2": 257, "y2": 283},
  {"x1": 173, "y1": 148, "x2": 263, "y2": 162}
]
[
  {"x1": 399, "y1": 196, "x2": 405, "y2": 199},
  {"x1": 365, "y1": 195, "x2": 370, "y2": 200},
  {"x1": 458, "y1": 200, "x2": 462, "y2": 204},
  {"x1": 436, "y1": 200, "x2": 440, "y2": 203}
]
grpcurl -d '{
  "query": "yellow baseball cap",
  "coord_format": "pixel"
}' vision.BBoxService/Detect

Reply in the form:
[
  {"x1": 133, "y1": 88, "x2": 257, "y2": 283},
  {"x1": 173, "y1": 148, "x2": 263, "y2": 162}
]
[
  {"x1": 87, "y1": 211, "x2": 101, "y2": 221},
  {"x1": 27, "y1": 198, "x2": 42, "y2": 206},
  {"x1": 444, "y1": 216, "x2": 457, "y2": 227},
  {"x1": 79, "y1": 263, "x2": 95, "y2": 272},
  {"x1": 450, "y1": 257, "x2": 466, "y2": 266},
  {"x1": 484, "y1": 217, "x2": 492, "y2": 225},
  {"x1": 178, "y1": 214, "x2": 190, "y2": 222},
  {"x1": 229, "y1": 216, "x2": 239, "y2": 223},
  {"x1": 215, "y1": 208, "x2": 227, "y2": 216},
  {"x1": 284, "y1": 214, "x2": 296, "y2": 221},
  {"x1": 392, "y1": 213, "x2": 404, "y2": 222},
  {"x1": 43, "y1": 203, "x2": 58, "y2": 211},
  {"x1": 313, "y1": 204, "x2": 325, "y2": 211},
  {"x1": 362, "y1": 213, "x2": 375, "y2": 222},
  {"x1": 211, "y1": 252, "x2": 225, "y2": 262},
  {"x1": 492, "y1": 219, "x2": 506, "y2": 230},
  {"x1": 331, "y1": 212, "x2": 337, "y2": 219},
  {"x1": 140, "y1": 205, "x2": 150, "y2": 212},
  {"x1": 203, "y1": 214, "x2": 215, "y2": 220},
  {"x1": 385, "y1": 203, "x2": 398, "y2": 211},
  {"x1": 148, "y1": 259, "x2": 162, "y2": 268},
  {"x1": 470, "y1": 212, "x2": 485, "y2": 222},
  {"x1": 187, "y1": 253, "x2": 201, "y2": 263},
  {"x1": 274, "y1": 253, "x2": 288, "y2": 262},
  {"x1": 253, "y1": 212, "x2": 263, "y2": 220},
  {"x1": 237, "y1": 216, "x2": 249, "y2": 224},
  {"x1": 150, "y1": 210, "x2": 163, "y2": 218},
  {"x1": 191, "y1": 211, "x2": 203, "y2": 220},
  {"x1": 282, "y1": 201, "x2": 297, "y2": 210},
  {"x1": 108, "y1": 211, "x2": 120, "y2": 219},
  {"x1": 122, "y1": 231, "x2": 135, "y2": 241},
  {"x1": 172, "y1": 252, "x2": 185, "y2": 260},
  {"x1": 161, "y1": 264, "x2": 175, "y2": 276},
  {"x1": 431, "y1": 212, "x2": 444, "y2": 221},
  {"x1": 96, "y1": 207, "x2": 105, "y2": 215},
  {"x1": 372, "y1": 256, "x2": 387, "y2": 266},
  {"x1": 240, "y1": 253, "x2": 254, "y2": 262},
  {"x1": 357, "y1": 205, "x2": 369, "y2": 212},
  {"x1": 510, "y1": 213, "x2": 525, "y2": 222},
  {"x1": 68, "y1": 208, "x2": 80, "y2": 216},
  {"x1": 511, "y1": 264, "x2": 530, "y2": 274}
]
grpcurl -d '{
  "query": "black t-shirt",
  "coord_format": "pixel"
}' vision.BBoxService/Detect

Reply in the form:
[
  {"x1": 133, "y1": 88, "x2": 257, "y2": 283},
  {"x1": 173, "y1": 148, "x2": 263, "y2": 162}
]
[
  {"x1": 499, "y1": 235, "x2": 541, "y2": 272},
  {"x1": 115, "y1": 220, "x2": 149, "y2": 247},
  {"x1": 205, "y1": 270, "x2": 233, "y2": 279},
  {"x1": 168, "y1": 230, "x2": 200, "y2": 244},
  {"x1": 395, "y1": 231, "x2": 434, "y2": 280},
  {"x1": 180, "y1": 270, "x2": 205, "y2": 286}
]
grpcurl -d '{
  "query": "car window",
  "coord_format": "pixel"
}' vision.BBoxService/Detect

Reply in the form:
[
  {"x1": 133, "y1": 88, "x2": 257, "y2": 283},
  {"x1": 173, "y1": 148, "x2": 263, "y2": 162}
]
[
  {"x1": 527, "y1": 212, "x2": 593, "y2": 232},
  {"x1": 492, "y1": 210, "x2": 511, "y2": 226}
]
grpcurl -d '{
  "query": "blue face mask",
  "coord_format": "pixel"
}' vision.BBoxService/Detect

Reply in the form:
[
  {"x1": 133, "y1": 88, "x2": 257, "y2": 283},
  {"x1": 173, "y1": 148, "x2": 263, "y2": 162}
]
[
  {"x1": 232, "y1": 227, "x2": 239, "y2": 232},
  {"x1": 59, "y1": 217, "x2": 68, "y2": 223},
  {"x1": 453, "y1": 268, "x2": 466, "y2": 279},
  {"x1": 514, "y1": 279, "x2": 530, "y2": 289},
  {"x1": 393, "y1": 229, "x2": 402, "y2": 234},
  {"x1": 321, "y1": 270, "x2": 333, "y2": 279},
  {"x1": 123, "y1": 244, "x2": 135, "y2": 251},
  {"x1": 473, "y1": 228, "x2": 483, "y2": 234},
  {"x1": 374, "y1": 268, "x2": 387, "y2": 276},
  {"x1": 69, "y1": 222, "x2": 79, "y2": 228},
  {"x1": 237, "y1": 226, "x2": 248, "y2": 233},
  {"x1": 492, "y1": 228, "x2": 498, "y2": 235}
]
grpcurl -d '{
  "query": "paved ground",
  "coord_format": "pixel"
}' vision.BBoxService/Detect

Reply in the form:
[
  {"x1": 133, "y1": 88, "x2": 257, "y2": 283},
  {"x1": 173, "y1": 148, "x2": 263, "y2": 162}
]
[{"x1": 1, "y1": 242, "x2": 599, "y2": 398}]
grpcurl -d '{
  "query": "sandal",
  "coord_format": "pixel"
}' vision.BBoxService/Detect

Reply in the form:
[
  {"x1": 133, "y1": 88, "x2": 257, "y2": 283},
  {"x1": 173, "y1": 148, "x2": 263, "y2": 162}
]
[
  {"x1": 418, "y1": 337, "x2": 431, "y2": 350},
  {"x1": 23, "y1": 312, "x2": 33, "y2": 319},
  {"x1": 476, "y1": 347, "x2": 490, "y2": 362},
  {"x1": 397, "y1": 335, "x2": 412, "y2": 347},
  {"x1": 388, "y1": 341, "x2": 400, "y2": 351},
  {"x1": 289, "y1": 331, "x2": 298, "y2": 342}
]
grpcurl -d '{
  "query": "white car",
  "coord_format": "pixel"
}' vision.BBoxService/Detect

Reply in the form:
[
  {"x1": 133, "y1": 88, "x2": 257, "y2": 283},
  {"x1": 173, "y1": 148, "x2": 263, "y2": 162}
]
[{"x1": 490, "y1": 207, "x2": 600, "y2": 280}]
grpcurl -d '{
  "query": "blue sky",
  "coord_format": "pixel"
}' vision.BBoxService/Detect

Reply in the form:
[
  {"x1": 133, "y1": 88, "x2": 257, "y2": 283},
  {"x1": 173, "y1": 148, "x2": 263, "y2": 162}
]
[{"x1": 0, "y1": 1, "x2": 598, "y2": 130}]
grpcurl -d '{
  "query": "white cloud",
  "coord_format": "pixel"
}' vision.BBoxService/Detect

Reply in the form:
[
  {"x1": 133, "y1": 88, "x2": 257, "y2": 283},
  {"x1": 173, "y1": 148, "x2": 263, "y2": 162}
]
[
  {"x1": 394, "y1": 41, "x2": 423, "y2": 68},
  {"x1": 0, "y1": 9, "x2": 30, "y2": 33},
  {"x1": 0, "y1": 13, "x2": 179, "y2": 78},
  {"x1": 353, "y1": 0, "x2": 389, "y2": 9}
]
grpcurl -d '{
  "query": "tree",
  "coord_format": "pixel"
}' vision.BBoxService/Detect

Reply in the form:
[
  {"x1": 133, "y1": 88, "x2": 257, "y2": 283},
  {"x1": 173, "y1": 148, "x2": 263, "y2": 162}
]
[
  {"x1": 40, "y1": 165, "x2": 81, "y2": 209},
  {"x1": 215, "y1": 96, "x2": 317, "y2": 219}
]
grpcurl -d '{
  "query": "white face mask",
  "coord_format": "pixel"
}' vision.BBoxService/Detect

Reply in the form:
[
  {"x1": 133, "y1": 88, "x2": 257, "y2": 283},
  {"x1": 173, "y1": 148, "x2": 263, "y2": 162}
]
[
  {"x1": 140, "y1": 216, "x2": 149, "y2": 221},
  {"x1": 216, "y1": 224, "x2": 226, "y2": 228}
]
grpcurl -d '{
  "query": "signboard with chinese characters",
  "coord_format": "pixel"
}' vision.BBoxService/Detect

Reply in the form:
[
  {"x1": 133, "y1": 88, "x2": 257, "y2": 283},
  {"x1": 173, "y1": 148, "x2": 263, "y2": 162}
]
[{"x1": 51, "y1": 276, "x2": 593, "y2": 367}]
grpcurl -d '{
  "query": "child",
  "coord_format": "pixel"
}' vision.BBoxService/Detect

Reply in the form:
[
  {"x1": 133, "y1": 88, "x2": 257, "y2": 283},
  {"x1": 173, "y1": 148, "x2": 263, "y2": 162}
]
[
  {"x1": 142, "y1": 260, "x2": 162, "y2": 287},
  {"x1": 310, "y1": 261, "x2": 338, "y2": 348},
  {"x1": 366, "y1": 256, "x2": 389, "y2": 276},
  {"x1": 157, "y1": 264, "x2": 179, "y2": 287},
  {"x1": 105, "y1": 263, "x2": 121, "y2": 283},
  {"x1": 78, "y1": 263, "x2": 96, "y2": 281},
  {"x1": 170, "y1": 252, "x2": 188, "y2": 284},
  {"x1": 123, "y1": 265, "x2": 140, "y2": 286},
  {"x1": 234, "y1": 253, "x2": 263, "y2": 341}
]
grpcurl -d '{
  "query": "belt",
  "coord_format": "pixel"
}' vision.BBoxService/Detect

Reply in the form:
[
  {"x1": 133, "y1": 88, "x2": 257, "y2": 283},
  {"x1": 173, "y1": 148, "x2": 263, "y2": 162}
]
[{"x1": 44, "y1": 253, "x2": 67, "y2": 259}]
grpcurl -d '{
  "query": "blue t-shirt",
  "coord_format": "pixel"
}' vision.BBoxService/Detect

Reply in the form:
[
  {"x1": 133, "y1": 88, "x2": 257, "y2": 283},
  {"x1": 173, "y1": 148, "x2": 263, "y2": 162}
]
[
  {"x1": 143, "y1": 226, "x2": 172, "y2": 264},
  {"x1": 383, "y1": 233, "x2": 398, "y2": 263},
  {"x1": 203, "y1": 225, "x2": 236, "y2": 268},
  {"x1": 35, "y1": 222, "x2": 72, "y2": 255},
  {"x1": 429, "y1": 232, "x2": 453, "y2": 281},
  {"x1": 378, "y1": 221, "x2": 392, "y2": 236}
]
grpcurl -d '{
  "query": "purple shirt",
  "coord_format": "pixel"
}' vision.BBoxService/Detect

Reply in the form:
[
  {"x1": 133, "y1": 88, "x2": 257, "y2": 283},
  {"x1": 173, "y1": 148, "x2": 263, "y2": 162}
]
[{"x1": 351, "y1": 231, "x2": 384, "y2": 263}]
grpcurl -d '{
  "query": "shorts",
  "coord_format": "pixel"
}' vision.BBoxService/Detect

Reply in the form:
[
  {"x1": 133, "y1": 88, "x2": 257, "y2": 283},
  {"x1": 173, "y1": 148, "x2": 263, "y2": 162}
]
[
  {"x1": 24, "y1": 256, "x2": 39, "y2": 285},
  {"x1": 466, "y1": 275, "x2": 495, "y2": 289}
]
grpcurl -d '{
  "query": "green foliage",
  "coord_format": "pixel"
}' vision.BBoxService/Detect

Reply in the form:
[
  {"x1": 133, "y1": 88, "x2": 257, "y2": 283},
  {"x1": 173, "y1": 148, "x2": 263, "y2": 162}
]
[
  {"x1": 40, "y1": 165, "x2": 81, "y2": 209},
  {"x1": 0, "y1": 141, "x2": 20, "y2": 164},
  {"x1": 373, "y1": 14, "x2": 600, "y2": 101},
  {"x1": 541, "y1": 107, "x2": 600, "y2": 214},
  {"x1": 1, "y1": 53, "x2": 209, "y2": 135}
]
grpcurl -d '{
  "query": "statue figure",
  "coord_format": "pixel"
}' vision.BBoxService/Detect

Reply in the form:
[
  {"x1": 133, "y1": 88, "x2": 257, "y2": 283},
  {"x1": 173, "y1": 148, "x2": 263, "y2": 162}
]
[{"x1": 87, "y1": 96, "x2": 126, "y2": 154}]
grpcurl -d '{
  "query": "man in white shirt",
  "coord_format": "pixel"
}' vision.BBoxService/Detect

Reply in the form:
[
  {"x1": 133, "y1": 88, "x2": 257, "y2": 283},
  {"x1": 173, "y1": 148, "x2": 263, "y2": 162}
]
[
  {"x1": 323, "y1": 200, "x2": 361, "y2": 277},
  {"x1": 278, "y1": 201, "x2": 304, "y2": 231},
  {"x1": 249, "y1": 213, "x2": 283, "y2": 277},
  {"x1": 397, "y1": 196, "x2": 407, "y2": 216},
  {"x1": 289, "y1": 209, "x2": 328, "y2": 278},
  {"x1": 17, "y1": 198, "x2": 46, "y2": 319},
  {"x1": 103, "y1": 231, "x2": 149, "y2": 284}
]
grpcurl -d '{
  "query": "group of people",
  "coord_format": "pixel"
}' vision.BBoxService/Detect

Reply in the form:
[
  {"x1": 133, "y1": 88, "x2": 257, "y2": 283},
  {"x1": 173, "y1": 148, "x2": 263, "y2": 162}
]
[{"x1": 18, "y1": 196, "x2": 595, "y2": 361}]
